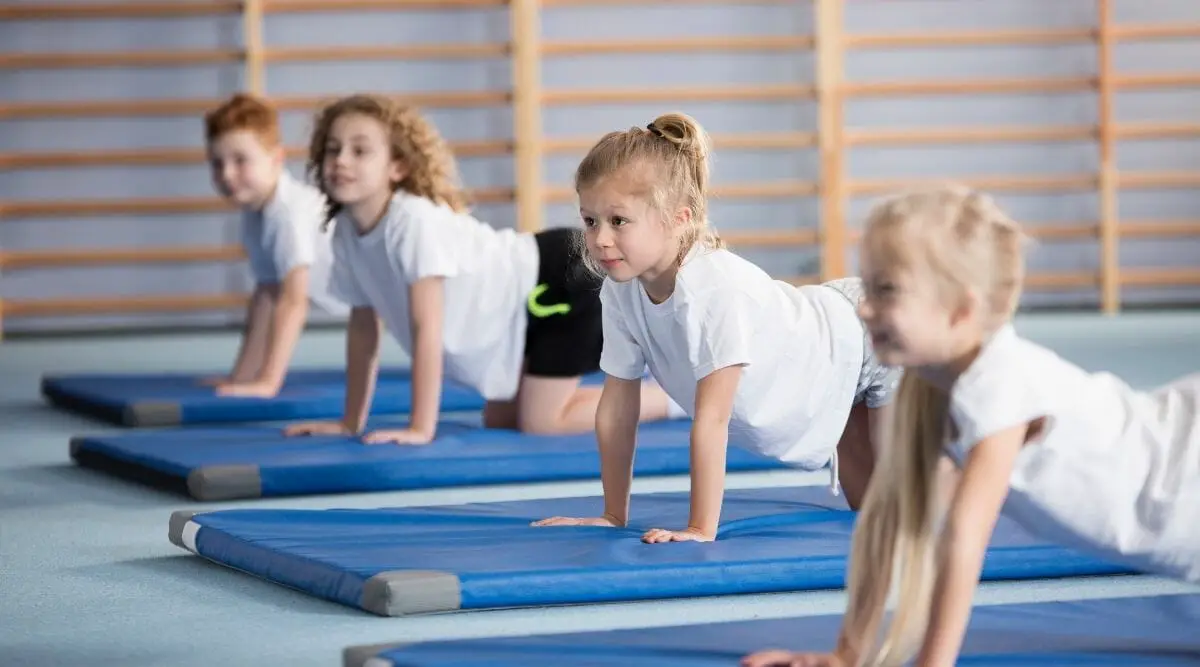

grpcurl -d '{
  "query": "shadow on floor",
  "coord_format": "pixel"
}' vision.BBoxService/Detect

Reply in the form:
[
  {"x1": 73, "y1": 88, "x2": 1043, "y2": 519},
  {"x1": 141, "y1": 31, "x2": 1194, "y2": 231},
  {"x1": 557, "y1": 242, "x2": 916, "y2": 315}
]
[
  {"x1": 1, "y1": 462, "x2": 190, "y2": 509},
  {"x1": 75, "y1": 553, "x2": 376, "y2": 619}
]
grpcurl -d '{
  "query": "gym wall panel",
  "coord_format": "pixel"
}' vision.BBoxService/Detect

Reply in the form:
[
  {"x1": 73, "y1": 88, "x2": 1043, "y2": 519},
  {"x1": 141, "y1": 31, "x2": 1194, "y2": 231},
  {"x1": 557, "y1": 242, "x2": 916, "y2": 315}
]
[{"x1": 2, "y1": 0, "x2": 1198, "y2": 336}]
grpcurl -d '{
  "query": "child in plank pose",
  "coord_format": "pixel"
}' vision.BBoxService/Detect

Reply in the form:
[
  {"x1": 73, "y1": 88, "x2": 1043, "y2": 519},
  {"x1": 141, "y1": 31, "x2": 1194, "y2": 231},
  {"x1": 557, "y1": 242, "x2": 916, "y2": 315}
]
[
  {"x1": 202, "y1": 92, "x2": 347, "y2": 398},
  {"x1": 534, "y1": 112, "x2": 899, "y2": 542},
  {"x1": 742, "y1": 185, "x2": 1200, "y2": 667},
  {"x1": 283, "y1": 94, "x2": 683, "y2": 444}
]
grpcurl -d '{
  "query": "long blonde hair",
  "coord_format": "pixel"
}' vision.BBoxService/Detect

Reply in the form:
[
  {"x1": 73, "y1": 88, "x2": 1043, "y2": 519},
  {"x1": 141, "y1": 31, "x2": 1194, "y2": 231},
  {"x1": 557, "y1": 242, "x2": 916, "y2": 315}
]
[
  {"x1": 573, "y1": 111, "x2": 725, "y2": 274},
  {"x1": 306, "y1": 94, "x2": 469, "y2": 230},
  {"x1": 843, "y1": 185, "x2": 1027, "y2": 666}
]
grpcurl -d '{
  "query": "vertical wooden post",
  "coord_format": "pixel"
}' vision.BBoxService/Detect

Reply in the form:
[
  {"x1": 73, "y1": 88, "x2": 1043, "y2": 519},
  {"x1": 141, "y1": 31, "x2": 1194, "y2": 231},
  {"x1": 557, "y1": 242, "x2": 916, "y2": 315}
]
[
  {"x1": 0, "y1": 228, "x2": 6, "y2": 340},
  {"x1": 511, "y1": 0, "x2": 544, "y2": 233},
  {"x1": 1096, "y1": 0, "x2": 1120, "y2": 314},
  {"x1": 815, "y1": 0, "x2": 846, "y2": 281},
  {"x1": 243, "y1": 0, "x2": 265, "y2": 94}
]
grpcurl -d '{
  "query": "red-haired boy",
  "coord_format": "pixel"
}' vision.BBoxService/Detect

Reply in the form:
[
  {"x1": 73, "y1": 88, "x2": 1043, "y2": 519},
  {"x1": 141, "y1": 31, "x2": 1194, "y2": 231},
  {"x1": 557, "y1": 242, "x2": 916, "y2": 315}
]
[{"x1": 203, "y1": 92, "x2": 346, "y2": 398}]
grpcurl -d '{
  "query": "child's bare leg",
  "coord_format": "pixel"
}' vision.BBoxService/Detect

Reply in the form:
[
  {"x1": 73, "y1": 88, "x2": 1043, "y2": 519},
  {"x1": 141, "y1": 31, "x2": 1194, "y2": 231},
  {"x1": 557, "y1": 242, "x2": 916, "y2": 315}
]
[
  {"x1": 516, "y1": 375, "x2": 675, "y2": 435},
  {"x1": 834, "y1": 402, "x2": 877, "y2": 510}
]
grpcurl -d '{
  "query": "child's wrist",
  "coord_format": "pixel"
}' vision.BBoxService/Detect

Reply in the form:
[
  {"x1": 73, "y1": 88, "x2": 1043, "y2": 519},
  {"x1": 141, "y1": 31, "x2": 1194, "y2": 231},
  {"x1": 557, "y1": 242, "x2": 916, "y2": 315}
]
[
  {"x1": 602, "y1": 511, "x2": 625, "y2": 527},
  {"x1": 686, "y1": 524, "x2": 717, "y2": 539}
]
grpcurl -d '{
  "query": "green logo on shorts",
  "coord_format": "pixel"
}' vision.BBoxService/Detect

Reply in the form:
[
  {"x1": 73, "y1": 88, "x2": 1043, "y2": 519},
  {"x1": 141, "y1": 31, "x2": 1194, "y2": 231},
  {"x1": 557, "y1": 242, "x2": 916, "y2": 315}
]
[{"x1": 527, "y1": 283, "x2": 571, "y2": 318}]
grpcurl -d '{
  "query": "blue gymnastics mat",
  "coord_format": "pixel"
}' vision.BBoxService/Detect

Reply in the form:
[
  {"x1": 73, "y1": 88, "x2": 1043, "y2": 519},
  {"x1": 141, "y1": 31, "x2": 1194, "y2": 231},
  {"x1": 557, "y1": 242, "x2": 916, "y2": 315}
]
[
  {"x1": 344, "y1": 593, "x2": 1200, "y2": 666},
  {"x1": 41, "y1": 368, "x2": 488, "y2": 427},
  {"x1": 73, "y1": 418, "x2": 773, "y2": 500},
  {"x1": 167, "y1": 486, "x2": 1133, "y2": 616}
]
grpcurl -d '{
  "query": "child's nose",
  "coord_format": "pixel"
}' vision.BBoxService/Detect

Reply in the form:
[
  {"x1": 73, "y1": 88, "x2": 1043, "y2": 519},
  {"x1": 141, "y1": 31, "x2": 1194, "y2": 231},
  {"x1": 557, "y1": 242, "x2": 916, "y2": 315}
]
[{"x1": 856, "y1": 299, "x2": 873, "y2": 320}]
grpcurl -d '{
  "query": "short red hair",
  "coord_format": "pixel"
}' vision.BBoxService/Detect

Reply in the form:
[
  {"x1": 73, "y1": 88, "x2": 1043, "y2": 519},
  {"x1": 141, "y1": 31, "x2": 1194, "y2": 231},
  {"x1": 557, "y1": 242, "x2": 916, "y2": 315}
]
[{"x1": 204, "y1": 92, "x2": 281, "y2": 146}]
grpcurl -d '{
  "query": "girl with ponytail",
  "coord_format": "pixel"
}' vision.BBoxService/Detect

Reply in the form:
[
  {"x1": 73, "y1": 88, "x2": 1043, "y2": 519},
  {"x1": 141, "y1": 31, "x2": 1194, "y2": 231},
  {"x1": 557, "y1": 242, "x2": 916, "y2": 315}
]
[
  {"x1": 744, "y1": 184, "x2": 1200, "y2": 667},
  {"x1": 534, "y1": 111, "x2": 898, "y2": 542}
]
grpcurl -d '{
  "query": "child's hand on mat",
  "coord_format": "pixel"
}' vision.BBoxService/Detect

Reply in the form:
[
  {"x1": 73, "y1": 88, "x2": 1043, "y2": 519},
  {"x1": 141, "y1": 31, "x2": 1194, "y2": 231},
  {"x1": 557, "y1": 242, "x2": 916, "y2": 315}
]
[
  {"x1": 530, "y1": 514, "x2": 623, "y2": 528},
  {"x1": 360, "y1": 428, "x2": 434, "y2": 446},
  {"x1": 641, "y1": 526, "x2": 714, "y2": 544},
  {"x1": 215, "y1": 380, "x2": 281, "y2": 398},
  {"x1": 740, "y1": 650, "x2": 845, "y2": 667},
  {"x1": 283, "y1": 421, "x2": 352, "y2": 437}
]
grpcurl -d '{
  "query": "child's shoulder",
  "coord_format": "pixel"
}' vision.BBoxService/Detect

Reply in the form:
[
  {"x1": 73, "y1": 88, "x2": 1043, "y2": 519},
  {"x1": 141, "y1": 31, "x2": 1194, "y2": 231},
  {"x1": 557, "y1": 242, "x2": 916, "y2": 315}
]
[
  {"x1": 274, "y1": 170, "x2": 323, "y2": 204},
  {"x1": 677, "y1": 247, "x2": 773, "y2": 297},
  {"x1": 385, "y1": 191, "x2": 473, "y2": 235},
  {"x1": 949, "y1": 327, "x2": 1079, "y2": 433}
]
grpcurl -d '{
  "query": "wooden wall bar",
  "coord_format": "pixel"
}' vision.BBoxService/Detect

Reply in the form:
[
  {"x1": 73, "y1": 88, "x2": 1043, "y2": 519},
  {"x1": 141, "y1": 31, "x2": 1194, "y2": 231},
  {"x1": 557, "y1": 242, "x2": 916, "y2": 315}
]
[{"x1": 1, "y1": 0, "x2": 1198, "y2": 335}]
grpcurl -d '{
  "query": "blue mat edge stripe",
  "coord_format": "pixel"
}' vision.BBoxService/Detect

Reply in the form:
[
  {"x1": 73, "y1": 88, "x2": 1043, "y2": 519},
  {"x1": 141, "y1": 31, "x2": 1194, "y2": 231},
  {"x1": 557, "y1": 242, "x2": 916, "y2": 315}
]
[
  {"x1": 181, "y1": 508, "x2": 1136, "y2": 615},
  {"x1": 69, "y1": 430, "x2": 793, "y2": 499}
]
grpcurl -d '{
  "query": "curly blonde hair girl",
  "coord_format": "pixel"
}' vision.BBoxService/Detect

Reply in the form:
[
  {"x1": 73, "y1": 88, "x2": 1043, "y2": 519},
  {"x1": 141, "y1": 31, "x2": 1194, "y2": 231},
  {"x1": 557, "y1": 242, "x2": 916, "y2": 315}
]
[{"x1": 306, "y1": 94, "x2": 469, "y2": 229}]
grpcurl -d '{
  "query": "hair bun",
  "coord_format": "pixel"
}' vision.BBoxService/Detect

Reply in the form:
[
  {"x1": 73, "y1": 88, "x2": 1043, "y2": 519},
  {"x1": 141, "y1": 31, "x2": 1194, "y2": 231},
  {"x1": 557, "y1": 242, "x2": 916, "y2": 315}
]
[{"x1": 647, "y1": 112, "x2": 710, "y2": 159}]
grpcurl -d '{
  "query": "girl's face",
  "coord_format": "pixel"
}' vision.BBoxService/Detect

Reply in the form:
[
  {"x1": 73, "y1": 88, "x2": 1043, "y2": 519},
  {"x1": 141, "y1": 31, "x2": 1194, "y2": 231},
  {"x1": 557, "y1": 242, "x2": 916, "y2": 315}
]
[
  {"x1": 856, "y1": 233, "x2": 980, "y2": 369},
  {"x1": 207, "y1": 130, "x2": 282, "y2": 209},
  {"x1": 321, "y1": 112, "x2": 405, "y2": 207},
  {"x1": 578, "y1": 168, "x2": 683, "y2": 290}
]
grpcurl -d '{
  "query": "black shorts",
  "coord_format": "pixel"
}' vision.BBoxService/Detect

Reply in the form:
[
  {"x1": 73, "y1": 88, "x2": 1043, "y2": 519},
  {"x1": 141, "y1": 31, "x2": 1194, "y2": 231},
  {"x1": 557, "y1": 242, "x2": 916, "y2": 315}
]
[{"x1": 524, "y1": 227, "x2": 604, "y2": 378}]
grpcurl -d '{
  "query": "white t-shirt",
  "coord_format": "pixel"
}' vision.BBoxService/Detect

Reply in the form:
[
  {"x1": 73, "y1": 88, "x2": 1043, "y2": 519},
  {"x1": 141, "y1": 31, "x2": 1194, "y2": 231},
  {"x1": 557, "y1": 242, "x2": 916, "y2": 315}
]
[
  {"x1": 327, "y1": 190, "x2": 540, "y2": 401},
  {"x1": 599, "y1": 247, "x2": 865, "y2": 468},
  {"x1": 946, "y1": 324, "x2": 1200, "y2": 583},
  {"x1": 241, "y1": 170, "x2": 347, "y2": 316}
]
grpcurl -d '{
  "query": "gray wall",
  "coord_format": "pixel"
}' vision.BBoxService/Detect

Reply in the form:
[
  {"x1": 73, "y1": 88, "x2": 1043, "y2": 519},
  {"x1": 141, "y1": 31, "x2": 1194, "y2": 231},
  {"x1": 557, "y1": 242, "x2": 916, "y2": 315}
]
[{"x1": 2, "y1": 0, "x2": 1198, "y2": 335}]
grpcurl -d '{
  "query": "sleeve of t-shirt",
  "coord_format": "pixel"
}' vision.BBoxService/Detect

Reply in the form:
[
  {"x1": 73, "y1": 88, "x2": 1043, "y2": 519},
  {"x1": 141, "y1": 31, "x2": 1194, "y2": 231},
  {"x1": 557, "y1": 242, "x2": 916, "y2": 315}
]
[
  {"x1": 598, "y1": 281, "x2": 646, "y2": 381},
  {"x1": 265, "y1": 189, "x2": 322, "y2": 280},
  {"x1": 326, "y1": 229, "x2": 372, "y2": 308},
  {"x1": 688, "y1": 287, "x2": 755, "y2": 382},
  {"x1": 390, "y1": 198, "x2": 462, "y2": 283},
  {"x1": 240, "y1": 215, "x2": 277, "y2": 285},
  {"x1": 949, "y1": 357, "x2": 1046, "y2": 459}
]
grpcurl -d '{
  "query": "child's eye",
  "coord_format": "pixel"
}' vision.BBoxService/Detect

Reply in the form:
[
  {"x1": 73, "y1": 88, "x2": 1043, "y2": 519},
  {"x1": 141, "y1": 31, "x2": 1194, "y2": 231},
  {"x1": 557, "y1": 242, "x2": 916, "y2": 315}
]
[
  {"x1": 611, "y1": 217, "x2": 628, "y2": 227},
  {"x1": 581, "y1": 216, "x2": 596, "y2": 227},
  {"x1": 873, "y1": 282, "x2": 897, "y2": 298}
]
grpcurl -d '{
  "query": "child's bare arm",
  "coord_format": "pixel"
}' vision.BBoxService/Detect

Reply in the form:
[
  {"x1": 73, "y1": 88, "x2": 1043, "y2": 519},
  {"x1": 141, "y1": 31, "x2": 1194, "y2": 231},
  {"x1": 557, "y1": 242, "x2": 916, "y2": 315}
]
[
  {"x1": 216, "y1": 285, "x2": 274, "y2": 384},
  {"x1": 916, "y1": 422, "x2": 1026, "y2": 667},
  {"x1": 284, "y1": 306, "x2": 379, "y2": 437},
  {"x1": 362, "y1": 277, "x2": 444, "y2": 445},
  {"x1": 643, "y1": 364, "x2": 742, "y2": 543},
  {"x1": 533, "y1": 374, "x2": 641, "y2": 528},
  {"x1": 218, "y1": 269, "x2": 310, "y2": 397}
]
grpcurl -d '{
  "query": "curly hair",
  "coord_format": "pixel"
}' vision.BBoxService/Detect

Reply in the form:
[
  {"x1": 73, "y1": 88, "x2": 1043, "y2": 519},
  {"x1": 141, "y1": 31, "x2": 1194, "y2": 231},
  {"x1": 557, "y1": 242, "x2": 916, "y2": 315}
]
[{"x1": 306, "y1": 94, "x2": 469, "y2": 229}]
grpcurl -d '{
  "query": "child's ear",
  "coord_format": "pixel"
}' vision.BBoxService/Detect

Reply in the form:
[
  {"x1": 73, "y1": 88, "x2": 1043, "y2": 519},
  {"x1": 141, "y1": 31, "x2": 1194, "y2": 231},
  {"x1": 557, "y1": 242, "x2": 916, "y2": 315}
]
[
  {"x1": 270, "y1": 144, "x2": 286, "y2": 167},
  {"x1": 674, "y1": 206, "x2": 692, "y2": 229},
  {"x1": 952, "y1": 287, "x2": 984, "y2": 328},
  {"x1": 389, "y1": 159, "x2": 409, "y2": 185}
]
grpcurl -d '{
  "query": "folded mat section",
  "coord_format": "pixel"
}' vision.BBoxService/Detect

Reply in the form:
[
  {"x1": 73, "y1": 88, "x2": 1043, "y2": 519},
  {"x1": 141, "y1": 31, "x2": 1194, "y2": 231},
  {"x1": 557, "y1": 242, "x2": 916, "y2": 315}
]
[
  {"x1": 345, "y1": 592, "x2": 1200, "y2": 667},
  {"x1": 74, "y1": 418, "x2": 781, "y2": 500},
  {"x1": 41, "y1": 368, "x2": 490, "y2": 426},
  {"x1": 167, "y1": 486, "x2": 1133, "y2": 616}
]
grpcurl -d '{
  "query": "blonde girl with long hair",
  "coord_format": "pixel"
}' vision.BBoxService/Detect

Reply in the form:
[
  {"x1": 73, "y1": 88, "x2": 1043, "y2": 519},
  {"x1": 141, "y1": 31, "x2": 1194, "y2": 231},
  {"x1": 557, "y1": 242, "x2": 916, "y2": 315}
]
[
  {"x1": 534, "y1": 111, "x2": 899, "y2": 543},
  {"x1": 283, "y1": 94, "x2": 680, "y2": 444},
  {"x1": 743, "y1": 185, "x2": 1200, "y2": 667}
]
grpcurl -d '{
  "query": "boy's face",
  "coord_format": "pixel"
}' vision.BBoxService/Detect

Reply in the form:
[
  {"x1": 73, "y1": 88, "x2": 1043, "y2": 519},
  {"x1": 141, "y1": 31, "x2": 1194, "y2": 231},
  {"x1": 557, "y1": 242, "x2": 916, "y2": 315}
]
[{"x1": 207, "y1": 129, "x2": 283, "y2": 209}]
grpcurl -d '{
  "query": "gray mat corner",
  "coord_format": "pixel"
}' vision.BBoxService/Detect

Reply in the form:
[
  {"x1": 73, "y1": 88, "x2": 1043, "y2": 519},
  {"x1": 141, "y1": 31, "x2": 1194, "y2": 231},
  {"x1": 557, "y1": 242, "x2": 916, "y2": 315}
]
[{"x1": 361, "y1": 570, "x2": 464, "y2": 616}]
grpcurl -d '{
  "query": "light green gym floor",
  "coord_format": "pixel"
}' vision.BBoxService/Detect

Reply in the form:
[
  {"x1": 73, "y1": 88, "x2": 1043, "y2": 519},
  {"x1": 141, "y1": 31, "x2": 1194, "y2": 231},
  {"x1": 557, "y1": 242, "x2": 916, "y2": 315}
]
[{"x1": 2, "y1": 311, "x2": 1199, "y2": 667}]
